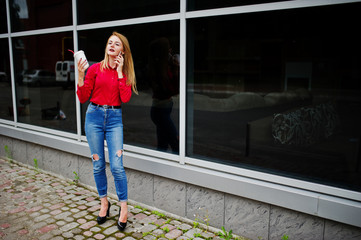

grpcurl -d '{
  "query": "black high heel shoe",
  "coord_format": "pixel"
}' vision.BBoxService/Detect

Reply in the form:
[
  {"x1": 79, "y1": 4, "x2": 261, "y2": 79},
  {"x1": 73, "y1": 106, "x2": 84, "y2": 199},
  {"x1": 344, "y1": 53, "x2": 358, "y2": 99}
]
[
  {"x1": 117, "y1": 207, "x2": 127, "y2": 231},
  {"x1": 97, "y1": 201, "x2": 111, "y2": 224}
]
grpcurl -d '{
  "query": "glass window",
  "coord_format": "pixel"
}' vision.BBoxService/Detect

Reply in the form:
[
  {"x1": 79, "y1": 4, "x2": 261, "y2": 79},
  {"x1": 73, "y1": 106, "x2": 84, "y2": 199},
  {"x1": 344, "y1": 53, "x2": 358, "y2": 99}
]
[
  {"x1": 0, "y1": 39, "x2": 13, "y2": 121},
  {"x1": 78, "y1": 20, "x2": 180, "y2": 154},
  {"x1": 9, "y1": 0, "x2": 72, "y2": 32},
  {"x1": 1, "y1": 1, "x2": 7, "y2": 33},
  {"x1": 187, "y1": 0, "x2": 291, "y2": 11},
  {"x1": 186, "y1": 2, "x2": 361, "y2": 191},
  {"x1": 77, "y1": 0, "x2": 179, "y2": 25},
  {"x1": 12, "y1": 32, "x2": 76, "y2": 133}
]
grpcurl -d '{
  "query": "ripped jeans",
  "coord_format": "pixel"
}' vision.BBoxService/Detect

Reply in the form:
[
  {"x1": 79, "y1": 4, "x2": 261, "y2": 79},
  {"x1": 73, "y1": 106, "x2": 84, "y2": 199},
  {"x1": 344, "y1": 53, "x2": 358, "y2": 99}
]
[{"x1": 85, "y1": 103, "x2": 127, "y2": 202}]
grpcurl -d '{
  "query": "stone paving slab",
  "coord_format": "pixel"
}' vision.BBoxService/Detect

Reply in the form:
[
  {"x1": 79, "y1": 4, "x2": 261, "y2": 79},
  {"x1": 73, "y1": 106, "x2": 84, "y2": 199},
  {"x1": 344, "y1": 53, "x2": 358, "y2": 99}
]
[{"x1": 0, "y1": 158, "x2": 248, "y2": 240}]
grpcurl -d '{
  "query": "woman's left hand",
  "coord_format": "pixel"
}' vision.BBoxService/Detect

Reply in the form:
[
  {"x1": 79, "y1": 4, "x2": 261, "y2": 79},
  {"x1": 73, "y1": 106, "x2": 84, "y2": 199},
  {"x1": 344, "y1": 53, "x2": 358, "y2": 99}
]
[{"x1": 115, "y1": 53, "x2": 124, "y2": 78}]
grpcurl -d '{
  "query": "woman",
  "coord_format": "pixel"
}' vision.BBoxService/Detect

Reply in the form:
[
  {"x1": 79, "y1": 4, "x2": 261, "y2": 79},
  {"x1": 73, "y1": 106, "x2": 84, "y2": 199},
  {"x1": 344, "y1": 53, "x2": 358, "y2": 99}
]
[{"x1": 76, "y1": 32, "x2": 137, "y2": 231}]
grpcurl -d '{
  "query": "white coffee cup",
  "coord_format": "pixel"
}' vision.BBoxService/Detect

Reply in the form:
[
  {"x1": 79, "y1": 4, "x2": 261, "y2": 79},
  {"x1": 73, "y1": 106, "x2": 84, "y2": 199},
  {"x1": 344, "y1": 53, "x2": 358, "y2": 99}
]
[{"x1": 74, "y1": 50, "x2": 89, "y2": 69}]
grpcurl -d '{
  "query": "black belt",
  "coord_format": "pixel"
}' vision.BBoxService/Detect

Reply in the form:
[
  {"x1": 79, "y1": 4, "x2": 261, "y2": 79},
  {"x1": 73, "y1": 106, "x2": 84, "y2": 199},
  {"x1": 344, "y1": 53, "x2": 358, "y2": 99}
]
[{"x1": 91, "y1": 102, "x2": 121, "y2": 109}]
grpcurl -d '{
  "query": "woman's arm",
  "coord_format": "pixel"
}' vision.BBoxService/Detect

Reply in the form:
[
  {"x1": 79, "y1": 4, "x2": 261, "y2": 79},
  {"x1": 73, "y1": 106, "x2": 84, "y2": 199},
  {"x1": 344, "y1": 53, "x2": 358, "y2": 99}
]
[
  {"x1": 77, "y1": 63, "x2": 97, "y2": 103},
  {"x1": 118, "y1": 77, "x2": 132, "y2": 103}
]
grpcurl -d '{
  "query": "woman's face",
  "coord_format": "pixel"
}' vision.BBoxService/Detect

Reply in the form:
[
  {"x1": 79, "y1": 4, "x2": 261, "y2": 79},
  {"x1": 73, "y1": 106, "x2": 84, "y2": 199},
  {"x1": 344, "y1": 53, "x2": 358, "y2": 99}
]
[{"x1": 106, "y1": 35, "x2": 123, "y2": 57}]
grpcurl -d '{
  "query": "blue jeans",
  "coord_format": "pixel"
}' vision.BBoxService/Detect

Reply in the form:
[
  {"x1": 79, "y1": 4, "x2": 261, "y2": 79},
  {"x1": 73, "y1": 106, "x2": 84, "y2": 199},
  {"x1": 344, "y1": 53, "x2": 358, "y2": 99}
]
[{"x1": 85, "y1": 103, "x2": 127, "y2": 202}]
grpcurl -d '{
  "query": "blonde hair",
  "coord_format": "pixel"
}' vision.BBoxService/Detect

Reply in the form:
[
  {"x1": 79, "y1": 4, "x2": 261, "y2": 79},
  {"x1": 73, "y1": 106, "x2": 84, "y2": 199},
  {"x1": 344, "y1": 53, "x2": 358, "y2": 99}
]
[{"x1": 100, "y1": 32, "x2": 138, "y2": 94}]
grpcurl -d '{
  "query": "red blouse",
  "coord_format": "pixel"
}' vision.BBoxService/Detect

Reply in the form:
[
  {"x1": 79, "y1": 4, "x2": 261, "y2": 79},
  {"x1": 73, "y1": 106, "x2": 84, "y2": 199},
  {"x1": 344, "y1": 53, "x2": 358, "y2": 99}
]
[{"x1": 76, "y1": 62, "x2": 132, "y2": 106}]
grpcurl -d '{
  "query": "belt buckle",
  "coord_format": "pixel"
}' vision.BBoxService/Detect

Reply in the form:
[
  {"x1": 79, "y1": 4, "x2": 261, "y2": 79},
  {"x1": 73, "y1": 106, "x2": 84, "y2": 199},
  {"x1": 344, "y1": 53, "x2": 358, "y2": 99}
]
[{"x1": 103, "y1": 105, "x2": 109, "y2": 109}]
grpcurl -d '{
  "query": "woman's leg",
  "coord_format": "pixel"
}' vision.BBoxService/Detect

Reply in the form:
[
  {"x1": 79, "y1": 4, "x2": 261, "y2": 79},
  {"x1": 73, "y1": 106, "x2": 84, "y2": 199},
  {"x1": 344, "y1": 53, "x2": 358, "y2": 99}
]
[
  {"x1": 105, "y1": 108, "x2": 128, "y2": 222},
  {"x1": 119, "y1": 201, "x2": 128, "y2": 222},
  {"x1": 98, "y1": 197, "x2": 109, "y2": 217},
  {"x1": 85, "y1": 105, "x2": 108, "y2": 215}
]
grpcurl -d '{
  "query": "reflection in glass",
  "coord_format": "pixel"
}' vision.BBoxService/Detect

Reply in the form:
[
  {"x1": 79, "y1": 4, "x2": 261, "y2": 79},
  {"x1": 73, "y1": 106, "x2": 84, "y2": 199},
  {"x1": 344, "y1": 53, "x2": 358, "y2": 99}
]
[
  {"x1": 9, "y1": 0, "x2": 72, "y2": 32},
  {"x1": 77, "y1": 0, "x2": 179, "y2": 25},
  {"x1": 12, "y1": 32, "x2": 76, "y2": 133},
  {"x1": 0, "y1": 1, "x2": 7, "y2": 33},
  {"x1": 149, "y1": 38, "x2": 180, "y2": 153},
  {"x1": 187, "y1": 3, "x2": 361, "y2": 191},
  {"x1": 0, "y1": 39, "x2": 13, "y2": 121},
  {"x1": 78, "y1": 21, "x2": 180, "y2": 153}
]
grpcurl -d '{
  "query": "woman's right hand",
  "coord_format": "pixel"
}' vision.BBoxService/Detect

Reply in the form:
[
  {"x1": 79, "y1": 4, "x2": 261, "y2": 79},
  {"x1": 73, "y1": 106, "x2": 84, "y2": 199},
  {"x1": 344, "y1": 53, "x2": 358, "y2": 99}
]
[{"x1": 77, "y1": 58, "x2": 88, "y2": 86}]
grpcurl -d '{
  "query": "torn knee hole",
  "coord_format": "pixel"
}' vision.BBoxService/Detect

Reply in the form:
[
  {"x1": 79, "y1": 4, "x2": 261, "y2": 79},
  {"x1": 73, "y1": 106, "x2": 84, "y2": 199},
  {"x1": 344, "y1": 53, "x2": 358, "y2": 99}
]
[
  {"x1": 92, "y1": 154, "x2": 100, "y2": 161},
  {"x1": 116, "y1": 150, "x2": 123, "y2": 157}
]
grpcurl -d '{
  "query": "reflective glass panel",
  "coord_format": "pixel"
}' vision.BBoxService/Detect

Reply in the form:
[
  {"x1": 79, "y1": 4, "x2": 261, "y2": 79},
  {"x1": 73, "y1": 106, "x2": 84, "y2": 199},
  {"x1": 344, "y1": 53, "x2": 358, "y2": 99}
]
[
  {"x1": 9, "y1": 0, "x2": 72, "y2": 32},
  {"x1": 186, "y1": 3, "x2": 361, "y2": 191},
  {"x1": 78, "y1": 21, "x2": 180, "y2": 153},
  {"x1": 12, "y1": 32, "x2": 76, "y2": 132},
  {"x1": 0, "y1": 39, "x2": 13, "y2": 121},
  {"x1": 187, "y1": 0, "x2": 290, "y2": 11},
  {"x1": 77, "y1": 0, "x2": 179, "y2": 25},
  {"x1": 1, "y1": 1, "x2": 7, "y2": 33}
]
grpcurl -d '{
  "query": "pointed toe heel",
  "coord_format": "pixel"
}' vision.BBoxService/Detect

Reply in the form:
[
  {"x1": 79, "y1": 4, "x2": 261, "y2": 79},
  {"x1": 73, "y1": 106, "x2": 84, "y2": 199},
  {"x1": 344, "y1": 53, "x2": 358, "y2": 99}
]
[
  {"x1": 117, "y1": 207, "x2": 127, "y2": 231},
  {"x1": 97, "y1": 201, "x2": 111, "y2": 225},
  {"x1": 97, "y1": 216, "x2": 106, "y2": 224},
  {"x1": 117, "y1": 221, "x2": 127, "y2": 231}
]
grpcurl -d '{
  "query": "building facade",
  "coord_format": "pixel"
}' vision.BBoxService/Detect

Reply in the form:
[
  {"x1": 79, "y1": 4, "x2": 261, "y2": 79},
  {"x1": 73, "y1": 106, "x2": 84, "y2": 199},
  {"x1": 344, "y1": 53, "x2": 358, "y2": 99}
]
[{"x1": 1, "y1": 0, "x2": 361, "y2": 239}]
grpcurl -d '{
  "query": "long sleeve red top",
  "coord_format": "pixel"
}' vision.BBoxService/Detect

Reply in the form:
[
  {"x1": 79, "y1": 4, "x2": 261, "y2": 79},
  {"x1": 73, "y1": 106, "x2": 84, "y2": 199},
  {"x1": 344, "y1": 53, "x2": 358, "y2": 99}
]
[{"x1": 77, "y1": 62, "x2": 132, "y2": 106}]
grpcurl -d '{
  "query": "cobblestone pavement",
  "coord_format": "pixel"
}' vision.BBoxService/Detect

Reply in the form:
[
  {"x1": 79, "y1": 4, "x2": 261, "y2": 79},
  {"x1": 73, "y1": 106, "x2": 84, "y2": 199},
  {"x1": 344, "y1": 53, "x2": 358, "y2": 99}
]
[{"x1": 0, "y1": 158, "x2": 245, "y2": 240}]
